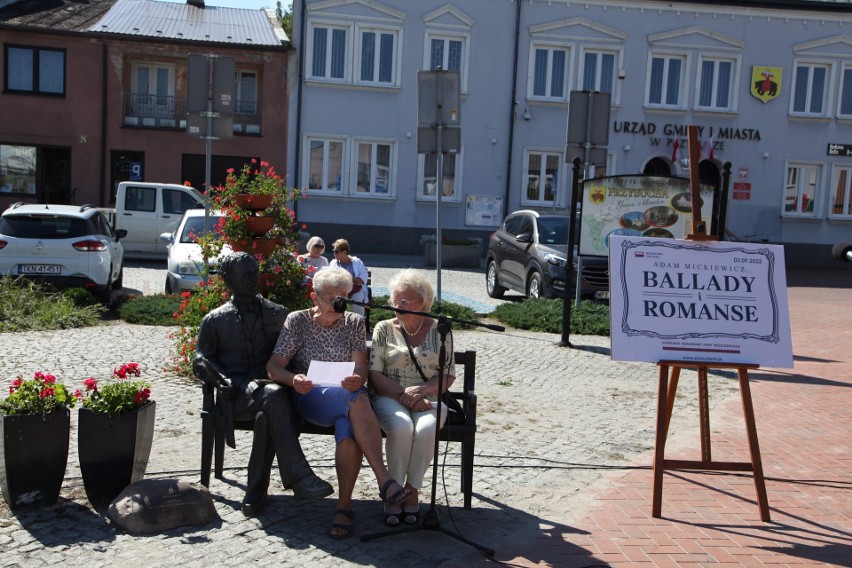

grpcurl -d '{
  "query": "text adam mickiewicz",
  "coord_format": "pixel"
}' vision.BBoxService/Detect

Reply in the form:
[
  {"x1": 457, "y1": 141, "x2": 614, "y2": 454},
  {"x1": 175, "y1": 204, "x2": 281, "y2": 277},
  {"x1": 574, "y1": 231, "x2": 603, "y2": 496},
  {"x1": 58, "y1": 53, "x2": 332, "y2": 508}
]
[{"x1": 642, "y1": 268, "x2": 758, "y2": 322}]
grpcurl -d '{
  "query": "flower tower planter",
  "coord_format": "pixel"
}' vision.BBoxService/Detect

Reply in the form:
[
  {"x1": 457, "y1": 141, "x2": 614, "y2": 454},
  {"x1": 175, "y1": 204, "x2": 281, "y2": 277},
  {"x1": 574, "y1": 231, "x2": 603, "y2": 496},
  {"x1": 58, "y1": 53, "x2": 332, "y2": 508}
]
[
  {"x1": 0, "y1": 409, "x2": 70, "y2": 507},
  {"x1": 77, "y1": 401, "x2": 156, "y2": 506}
]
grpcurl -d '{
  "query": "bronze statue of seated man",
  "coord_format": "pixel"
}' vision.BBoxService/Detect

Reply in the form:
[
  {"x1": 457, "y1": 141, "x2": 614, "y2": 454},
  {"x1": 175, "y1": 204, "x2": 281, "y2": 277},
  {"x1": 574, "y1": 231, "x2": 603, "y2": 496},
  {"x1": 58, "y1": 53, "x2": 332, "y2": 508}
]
[{"x1": 193, "y1": 252, "x2": 333, "y2": 515}]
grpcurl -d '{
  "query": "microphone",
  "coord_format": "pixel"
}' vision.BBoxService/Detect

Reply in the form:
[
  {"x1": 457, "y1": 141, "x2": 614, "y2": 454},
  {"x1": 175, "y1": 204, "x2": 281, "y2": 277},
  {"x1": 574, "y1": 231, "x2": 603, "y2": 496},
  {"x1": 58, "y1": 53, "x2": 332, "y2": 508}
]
[{"x1": 333, "y1": 296, "x2": 350, "y2": 313}]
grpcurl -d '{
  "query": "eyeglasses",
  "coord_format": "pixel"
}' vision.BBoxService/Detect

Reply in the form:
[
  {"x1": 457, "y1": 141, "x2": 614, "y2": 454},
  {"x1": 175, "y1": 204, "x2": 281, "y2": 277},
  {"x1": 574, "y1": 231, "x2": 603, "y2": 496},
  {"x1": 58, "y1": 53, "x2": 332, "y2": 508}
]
[{"x1": 333, "y1": 249, "x2": 346, "y2": 253}]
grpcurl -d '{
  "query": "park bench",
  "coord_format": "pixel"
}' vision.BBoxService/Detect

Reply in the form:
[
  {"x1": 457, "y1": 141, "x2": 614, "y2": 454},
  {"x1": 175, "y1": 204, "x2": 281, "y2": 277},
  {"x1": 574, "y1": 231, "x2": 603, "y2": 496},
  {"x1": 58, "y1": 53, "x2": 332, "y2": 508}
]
[{"x1": 200, "y1": 349, "x2": 478, "y2": 509}]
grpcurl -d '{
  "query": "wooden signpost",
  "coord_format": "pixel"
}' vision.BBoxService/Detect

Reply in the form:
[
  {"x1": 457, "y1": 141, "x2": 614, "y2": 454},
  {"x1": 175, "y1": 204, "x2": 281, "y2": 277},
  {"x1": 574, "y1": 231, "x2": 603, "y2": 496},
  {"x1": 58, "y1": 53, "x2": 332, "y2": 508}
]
[{"x1": 651, "y1": 125, "x2": 771, "y2": 521}]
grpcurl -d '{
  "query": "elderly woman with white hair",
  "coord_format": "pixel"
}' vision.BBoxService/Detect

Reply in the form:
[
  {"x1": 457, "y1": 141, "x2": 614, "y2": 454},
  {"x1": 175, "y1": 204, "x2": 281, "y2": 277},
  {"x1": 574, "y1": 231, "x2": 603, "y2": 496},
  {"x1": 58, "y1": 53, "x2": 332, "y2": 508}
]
[
  {"x1": 266, "y1": 266, "x2": 410, "y2": 539},
  {"x1": 368, "y1": 269, "x2": 455, "y2": 526}
]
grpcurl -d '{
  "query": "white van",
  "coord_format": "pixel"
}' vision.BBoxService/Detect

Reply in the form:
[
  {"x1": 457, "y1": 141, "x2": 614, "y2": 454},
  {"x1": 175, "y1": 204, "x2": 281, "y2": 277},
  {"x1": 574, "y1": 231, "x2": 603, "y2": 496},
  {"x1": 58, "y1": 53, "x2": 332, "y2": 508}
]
[{"x1": 114, "y1": 182, "x2": 204, "y2": 257}]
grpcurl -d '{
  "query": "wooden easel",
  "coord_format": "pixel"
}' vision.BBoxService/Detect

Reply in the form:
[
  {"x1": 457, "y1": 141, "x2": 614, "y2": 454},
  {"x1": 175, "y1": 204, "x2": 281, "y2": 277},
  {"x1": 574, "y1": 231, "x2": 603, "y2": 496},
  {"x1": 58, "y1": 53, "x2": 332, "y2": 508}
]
[{"x1": 651, "y1": 126, "x2": 771, "y2": 521}]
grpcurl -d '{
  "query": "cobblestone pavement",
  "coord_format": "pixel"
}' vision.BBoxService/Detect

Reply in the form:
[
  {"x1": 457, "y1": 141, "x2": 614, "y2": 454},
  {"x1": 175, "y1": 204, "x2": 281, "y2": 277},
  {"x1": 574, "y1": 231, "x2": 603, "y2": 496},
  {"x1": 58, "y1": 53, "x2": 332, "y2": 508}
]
[{"x1": 1, "y1": 259, "x2": 847, "y2": 566}]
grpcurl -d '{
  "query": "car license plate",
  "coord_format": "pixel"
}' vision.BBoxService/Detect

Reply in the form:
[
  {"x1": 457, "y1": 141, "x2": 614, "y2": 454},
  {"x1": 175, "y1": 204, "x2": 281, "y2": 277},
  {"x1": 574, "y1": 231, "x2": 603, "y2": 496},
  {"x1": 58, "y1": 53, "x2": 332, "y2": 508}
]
[
  {"x1": 18, "y1": 264, "x2": 61, "y2": 275},
  {"x1": 595, "y1": 290, "x2": 610, "y2": 300}
]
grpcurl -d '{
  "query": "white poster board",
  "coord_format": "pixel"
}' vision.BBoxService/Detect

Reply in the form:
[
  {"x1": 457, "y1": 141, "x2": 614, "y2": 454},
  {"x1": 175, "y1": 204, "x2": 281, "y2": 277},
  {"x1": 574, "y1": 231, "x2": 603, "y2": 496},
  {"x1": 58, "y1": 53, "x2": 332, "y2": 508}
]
[
  {"x1": 465, "y1": 194, "x2": 503, "y2": 227},
  {"x1": 609, "y1": 236, "x2": 793, "y2": 368},
  {"x1": 581, "y1": 176, "x2": 715, "y2": 257}
]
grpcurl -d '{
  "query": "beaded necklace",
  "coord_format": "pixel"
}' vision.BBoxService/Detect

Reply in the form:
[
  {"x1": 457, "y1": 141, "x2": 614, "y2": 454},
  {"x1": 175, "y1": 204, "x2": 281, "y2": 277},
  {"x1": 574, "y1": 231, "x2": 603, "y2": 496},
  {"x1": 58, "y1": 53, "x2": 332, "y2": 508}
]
[{"x1": 400, "y1": 316, "x2": 424, "y2": 336}]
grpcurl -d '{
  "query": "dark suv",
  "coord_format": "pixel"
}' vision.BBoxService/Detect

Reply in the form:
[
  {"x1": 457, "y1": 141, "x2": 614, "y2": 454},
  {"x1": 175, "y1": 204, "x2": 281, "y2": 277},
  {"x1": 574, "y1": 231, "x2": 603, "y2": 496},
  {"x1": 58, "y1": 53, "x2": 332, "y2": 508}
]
[{"x1": 485, "y1": 210, "x2": 608, "y2": 300}]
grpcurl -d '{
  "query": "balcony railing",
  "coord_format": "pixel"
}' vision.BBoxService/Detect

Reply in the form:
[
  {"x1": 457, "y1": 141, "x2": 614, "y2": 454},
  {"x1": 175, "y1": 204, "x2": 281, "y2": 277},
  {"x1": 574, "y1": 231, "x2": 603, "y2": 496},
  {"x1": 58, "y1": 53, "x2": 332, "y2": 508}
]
[{"x1": 122, "y1": 92, "x2": 262, "y2": 134}]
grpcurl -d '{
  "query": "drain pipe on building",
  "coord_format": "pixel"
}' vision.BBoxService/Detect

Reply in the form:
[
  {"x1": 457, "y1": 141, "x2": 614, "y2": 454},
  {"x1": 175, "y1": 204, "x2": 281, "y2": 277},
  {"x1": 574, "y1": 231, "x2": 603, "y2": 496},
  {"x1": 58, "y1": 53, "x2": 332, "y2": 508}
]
[{"x1": 503, "y1": 0, "x2": 522, "y2": 211}]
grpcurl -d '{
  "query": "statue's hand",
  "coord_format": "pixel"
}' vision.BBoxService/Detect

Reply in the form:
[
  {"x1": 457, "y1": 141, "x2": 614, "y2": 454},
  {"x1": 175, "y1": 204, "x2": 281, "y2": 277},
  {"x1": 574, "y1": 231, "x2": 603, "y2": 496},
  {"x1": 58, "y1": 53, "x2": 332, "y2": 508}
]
[{"x1": 218, "y1": 378, "x2": 235, "y2": 400}]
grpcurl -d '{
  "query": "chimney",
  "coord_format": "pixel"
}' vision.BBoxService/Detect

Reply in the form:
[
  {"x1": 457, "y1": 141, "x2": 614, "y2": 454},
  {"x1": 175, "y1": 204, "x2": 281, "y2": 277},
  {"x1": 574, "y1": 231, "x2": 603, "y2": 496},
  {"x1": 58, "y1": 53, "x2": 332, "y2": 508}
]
[{"x1": 187, "y1": 0, "x2": 205, "y2": 7}]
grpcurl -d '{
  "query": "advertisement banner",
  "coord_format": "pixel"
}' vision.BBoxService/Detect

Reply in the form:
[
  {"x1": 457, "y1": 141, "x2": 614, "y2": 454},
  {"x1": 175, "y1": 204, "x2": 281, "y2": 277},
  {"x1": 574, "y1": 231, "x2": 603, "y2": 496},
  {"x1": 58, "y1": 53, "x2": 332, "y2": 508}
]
[
  {"x1": 609, "y1": 236, "x2": 793, "y2": 368},
  {"x1": 581, "y1": 176, "x2": 715, "y2": 257}
]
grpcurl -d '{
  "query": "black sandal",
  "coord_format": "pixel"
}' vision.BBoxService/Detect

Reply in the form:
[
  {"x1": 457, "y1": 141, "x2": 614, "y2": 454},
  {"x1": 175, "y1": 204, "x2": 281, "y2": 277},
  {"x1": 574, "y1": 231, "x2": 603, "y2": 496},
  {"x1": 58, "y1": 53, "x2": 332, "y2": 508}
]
[
  {"x1": 384, "y1": 508, "x2": 402, "y2": 526},
  {"x1": 379, "y1": 479, "x2": 411, "y2": 505},
  {"x1": 402, "y1": 507, "x2": 420, "y2": 525},
  {"x1": 330, "y1": 508, "x2": 354, "y2": 539}
]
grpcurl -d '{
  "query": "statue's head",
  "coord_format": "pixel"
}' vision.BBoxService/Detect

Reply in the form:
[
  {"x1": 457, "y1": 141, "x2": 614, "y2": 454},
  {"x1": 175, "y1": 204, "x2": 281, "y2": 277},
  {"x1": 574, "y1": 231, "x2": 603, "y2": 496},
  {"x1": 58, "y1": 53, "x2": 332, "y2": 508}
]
[{"x1": 219, "y1": 252, "x2": 259, "y2": 302}]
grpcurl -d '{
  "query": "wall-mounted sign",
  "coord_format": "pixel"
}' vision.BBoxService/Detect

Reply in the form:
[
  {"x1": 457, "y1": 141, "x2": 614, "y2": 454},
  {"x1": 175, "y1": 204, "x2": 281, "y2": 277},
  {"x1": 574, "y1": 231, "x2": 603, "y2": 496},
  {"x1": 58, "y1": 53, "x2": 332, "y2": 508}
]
[
  {"x1": 733, "y1": 182, "x2": 751, "y2": 200},
  {"x1": 751, "y1": 66, "x2": 782, "y2": 104},
  {"x1": 609, "y1": 236, "x2": 793, "y2": 368},
  {"x1": 828, "y1": 143, "x2": 852, "y2": 157},
  {"x1": 738, "y1": 165, "x2": 749, "y2": 180}
]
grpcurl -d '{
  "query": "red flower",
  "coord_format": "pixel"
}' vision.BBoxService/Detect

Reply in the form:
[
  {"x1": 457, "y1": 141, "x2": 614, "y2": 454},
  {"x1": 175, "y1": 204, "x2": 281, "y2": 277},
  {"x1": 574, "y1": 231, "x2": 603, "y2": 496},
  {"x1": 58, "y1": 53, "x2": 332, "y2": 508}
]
[
  {"x1": 40, "y1": 387, "x2": 55, "y2": 398},
  {"x1": 73, "y1": 389, "x2": 83, "y2": 399},
  {"x1": 10, "y1": 377, "x2": 23, "y2": 391},
  {"x1": 133, "y1": 388, "x2": 151, "y2": 404},
  {"x1": 42, "y1": 373, "x2": 57, "y2": 384},
  {"x1": 83, "y1": 377, "x2": 98, "y2": 391},
  {"x1": 33, "y1": 371, "x2": 46, "y2": 382},
  {"x1": 226, "y1": 168, "x2": 235, "y2": 174}
]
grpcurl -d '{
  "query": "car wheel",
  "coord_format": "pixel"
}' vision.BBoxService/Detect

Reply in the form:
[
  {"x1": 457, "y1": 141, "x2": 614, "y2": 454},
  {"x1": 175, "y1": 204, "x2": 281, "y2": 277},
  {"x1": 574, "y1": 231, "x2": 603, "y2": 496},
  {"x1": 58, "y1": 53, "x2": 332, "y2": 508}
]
[
  {"x1": 164, "y1": 276, "x2": 173, "y2": 295},
  {"x1": 527, "y1": 271, "x2": 543, "y2": 299},
  {"x1": 112, "y1": 266, "x2": 124, "y2": 290},
  {"x1": 486, "y1": 261, "x2": 506, "y2": 298}
]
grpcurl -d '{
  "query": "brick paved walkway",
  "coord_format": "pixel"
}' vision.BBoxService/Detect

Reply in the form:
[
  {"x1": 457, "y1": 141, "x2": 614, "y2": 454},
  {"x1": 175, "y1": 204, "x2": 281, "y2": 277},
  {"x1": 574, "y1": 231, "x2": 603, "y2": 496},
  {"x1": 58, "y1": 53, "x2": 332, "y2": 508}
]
[{"x1": 457, "y1": 269, "x2": 852, "y2": 567}]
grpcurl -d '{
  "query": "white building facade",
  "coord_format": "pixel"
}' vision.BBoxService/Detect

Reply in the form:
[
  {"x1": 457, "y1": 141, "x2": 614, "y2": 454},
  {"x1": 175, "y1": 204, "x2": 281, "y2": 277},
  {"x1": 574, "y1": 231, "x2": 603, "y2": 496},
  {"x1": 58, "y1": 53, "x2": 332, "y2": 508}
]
[{"x1": 287, "y1": 0, "x2": 852, "y2": 267}]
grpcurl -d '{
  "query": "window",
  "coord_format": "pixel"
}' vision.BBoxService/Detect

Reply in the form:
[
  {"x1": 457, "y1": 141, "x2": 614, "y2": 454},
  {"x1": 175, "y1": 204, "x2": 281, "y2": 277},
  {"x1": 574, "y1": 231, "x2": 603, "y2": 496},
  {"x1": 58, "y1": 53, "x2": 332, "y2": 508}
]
[
  {"x1": 426, "y1": 34, "x2": 468, "y2": 92},
  {"x1": 304, "y1": 135, "x2": 395, "y2": 198},
  {"x1": 829, "y1": 166, "x2": 852, "y2": 219},
  {"x1": 358, "y1": 29, "x2": 397, "y2": 85},
  {"x1": 310, "y1": 24, "x2": 348, "y2": 81},
  {"x1": 581, "y1": 50, "x2": 616, "y2": 94},
  {"x1": 418, "y1": 151, "x2": 461, "y2": 202},
  {"x1": 0, "y1": 145, "x2": 37, "y2": 195},
  {"x1": 783, "y1": 163, "x2": 821, "y2": 217},
  {"x1": 163, "y1": 189, "x2": 201, "y2": 216},
  {"x1": 4, "y1": 45, "x2": 65, "y2": 95},
  {"x1": 523, "y1": 151, "x2": 562, "y2": 205},
  {"x1": 307, "y1": 138, "x2": 344, "y2": 193},
  {"x1": 130, "y1": 62, "x2": 175, "y2": 119},
  {"x1": 697, "y1": 57, "x2": 735, "y2": 111},
  {"x1": 308, "y1": 18, "x2": 402, "y2": 87},
  {"x1": 647, "y1": 54, "x2": 685, "y2": 108},
  {"x1": 839, "y1": 65, "x2": 852, "y2": 118},
  {"x1": 236, "y1": 71, "x2": 257, "y2": 114},
  {"x1": 124, "y1": 186, "x2": 156, "y2": 213},
  {"x1": 356, "y1": 141, "x2": 393, "y2": 195},
  {"x1": 792, "y1": 63, "x2": 829, "y2": 116},
  {"x1": 530, "y1": 46, "x2": 568, "y2": 100}
]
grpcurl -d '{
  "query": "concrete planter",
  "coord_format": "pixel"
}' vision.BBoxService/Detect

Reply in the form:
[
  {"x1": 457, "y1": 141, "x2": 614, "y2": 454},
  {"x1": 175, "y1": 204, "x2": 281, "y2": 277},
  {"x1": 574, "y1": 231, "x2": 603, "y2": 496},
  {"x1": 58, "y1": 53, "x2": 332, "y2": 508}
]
[{"x1": 423, "y1": 243, "x2": 481, "y2": 268}]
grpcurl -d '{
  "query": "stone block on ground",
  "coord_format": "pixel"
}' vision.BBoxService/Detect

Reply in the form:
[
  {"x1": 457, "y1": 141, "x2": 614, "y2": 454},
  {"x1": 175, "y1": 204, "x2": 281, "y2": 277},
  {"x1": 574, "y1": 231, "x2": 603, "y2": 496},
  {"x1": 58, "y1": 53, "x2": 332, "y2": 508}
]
[{"x1": 108, "y1": 478, "x2": 218, "y2": 534}]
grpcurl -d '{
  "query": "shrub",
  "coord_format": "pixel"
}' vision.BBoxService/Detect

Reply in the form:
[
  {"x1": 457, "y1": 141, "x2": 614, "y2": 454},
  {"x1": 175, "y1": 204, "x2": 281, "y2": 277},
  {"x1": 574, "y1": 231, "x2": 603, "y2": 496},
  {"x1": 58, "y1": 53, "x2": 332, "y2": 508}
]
[
  {"x1": 368, "y1": 295, "x2": 480, "y2": 330},
  {"x1": 0, "y1": 277, "x2": 105, "y2": 332},
  {"x1": 491, "y1": 298, "x2": 610, "y2": 335},
  {"x1": 60, "y1": 287, "x2": 99, "y2": 307},
  {"x1": 117, "y1": 294, "x2": 181, "y2": 326}
]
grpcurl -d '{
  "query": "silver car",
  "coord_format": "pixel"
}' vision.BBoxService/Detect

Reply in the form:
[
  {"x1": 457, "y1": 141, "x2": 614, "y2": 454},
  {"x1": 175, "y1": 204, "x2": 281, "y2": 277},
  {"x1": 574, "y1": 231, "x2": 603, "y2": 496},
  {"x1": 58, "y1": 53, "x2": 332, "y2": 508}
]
[
  {"x1": 0, "y1": 203, "x2": 125, "y2": 300},
  {"x1": 160, "y1": 209, "x2": 229, "y2": 294}
]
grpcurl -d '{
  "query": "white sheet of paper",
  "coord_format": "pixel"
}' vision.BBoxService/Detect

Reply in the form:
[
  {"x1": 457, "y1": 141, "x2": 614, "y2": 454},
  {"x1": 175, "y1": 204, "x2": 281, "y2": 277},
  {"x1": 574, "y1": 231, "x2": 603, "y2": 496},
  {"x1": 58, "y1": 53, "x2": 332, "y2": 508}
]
[{"x1": 306, "y1": 360, "x2": 355, "y2": 387}]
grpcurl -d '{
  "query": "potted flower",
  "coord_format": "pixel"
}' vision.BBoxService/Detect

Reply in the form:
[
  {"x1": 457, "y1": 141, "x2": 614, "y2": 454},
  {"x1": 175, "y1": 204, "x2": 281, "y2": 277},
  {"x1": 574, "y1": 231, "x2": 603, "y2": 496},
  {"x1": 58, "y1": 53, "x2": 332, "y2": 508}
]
[
  {"x1": 421, "y1": 234, "x2": 483, "y2": 268},
  {"x1": 76, "y1": 362, "x2": 156, "y2": 506},
  {"x1": 0, "y1": 371, "x2": 77, "y2": 507}
]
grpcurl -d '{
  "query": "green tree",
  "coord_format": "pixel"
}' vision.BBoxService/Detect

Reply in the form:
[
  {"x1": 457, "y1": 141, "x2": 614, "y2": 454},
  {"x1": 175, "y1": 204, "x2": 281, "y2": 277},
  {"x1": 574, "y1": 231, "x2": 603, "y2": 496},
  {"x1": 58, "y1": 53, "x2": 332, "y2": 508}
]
[{"x1": 276, "y1": 1, "x2": 292, "y2": 38}]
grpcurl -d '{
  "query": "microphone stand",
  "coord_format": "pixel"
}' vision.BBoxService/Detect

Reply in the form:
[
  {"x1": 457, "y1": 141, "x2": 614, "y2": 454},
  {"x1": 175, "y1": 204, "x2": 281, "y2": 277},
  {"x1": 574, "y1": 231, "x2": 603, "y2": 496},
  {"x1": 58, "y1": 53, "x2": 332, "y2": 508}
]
[{"x1": 339, "y1": 297, "x2": 497, "y2": 556}]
